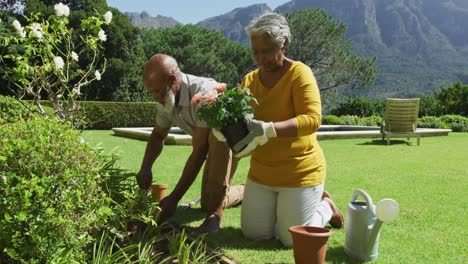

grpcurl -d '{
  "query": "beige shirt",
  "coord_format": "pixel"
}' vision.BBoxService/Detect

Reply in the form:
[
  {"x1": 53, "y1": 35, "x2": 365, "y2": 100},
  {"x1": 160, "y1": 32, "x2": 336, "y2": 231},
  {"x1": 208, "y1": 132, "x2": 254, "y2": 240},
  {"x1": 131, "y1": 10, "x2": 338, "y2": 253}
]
[{"x1": 156, "y1": 73, "x2": 218, "y2": 136}]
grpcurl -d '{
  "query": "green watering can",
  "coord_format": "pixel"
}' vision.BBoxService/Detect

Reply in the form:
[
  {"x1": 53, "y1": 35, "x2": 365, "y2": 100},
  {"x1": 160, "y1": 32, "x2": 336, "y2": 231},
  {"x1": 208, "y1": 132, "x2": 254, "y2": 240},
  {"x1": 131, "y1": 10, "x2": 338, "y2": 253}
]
[{"x1": 344, "y1": 189, "x2": 399, "y2": 261}]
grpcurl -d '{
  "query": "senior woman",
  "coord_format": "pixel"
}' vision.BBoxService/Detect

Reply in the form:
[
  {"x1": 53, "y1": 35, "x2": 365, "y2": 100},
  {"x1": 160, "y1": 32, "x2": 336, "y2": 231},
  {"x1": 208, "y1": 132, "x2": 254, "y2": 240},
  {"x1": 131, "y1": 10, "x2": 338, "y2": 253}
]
[{"x1": 232, "y1": 12, "x2": 344, "y2": 247}]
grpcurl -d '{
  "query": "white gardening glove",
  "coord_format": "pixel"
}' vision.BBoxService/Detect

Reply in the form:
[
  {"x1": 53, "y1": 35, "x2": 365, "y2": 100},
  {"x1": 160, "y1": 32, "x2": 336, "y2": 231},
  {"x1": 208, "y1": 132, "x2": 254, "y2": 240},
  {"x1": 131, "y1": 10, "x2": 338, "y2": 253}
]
[
  {"x1": 233, "y1": 117, "x2": 277, "y2": 158},
  {"x1": 212, "y1": 129, "x2": 227, "y2": 142}
]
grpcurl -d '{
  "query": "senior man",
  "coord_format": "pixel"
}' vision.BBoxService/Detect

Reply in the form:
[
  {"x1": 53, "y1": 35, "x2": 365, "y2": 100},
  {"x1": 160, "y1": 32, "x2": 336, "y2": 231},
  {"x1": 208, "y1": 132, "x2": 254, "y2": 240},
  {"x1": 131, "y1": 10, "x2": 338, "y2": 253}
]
[{"x1": 137, "y1": 54, "x2": 244, "y2": 233}]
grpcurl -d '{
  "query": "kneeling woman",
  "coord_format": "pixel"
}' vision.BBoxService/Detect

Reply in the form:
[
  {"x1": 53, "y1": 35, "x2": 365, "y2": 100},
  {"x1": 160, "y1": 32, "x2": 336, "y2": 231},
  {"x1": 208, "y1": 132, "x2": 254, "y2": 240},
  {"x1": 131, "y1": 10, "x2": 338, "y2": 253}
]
[{"x1": 236, "y1": 12, "x2": 344, "y2": 247}]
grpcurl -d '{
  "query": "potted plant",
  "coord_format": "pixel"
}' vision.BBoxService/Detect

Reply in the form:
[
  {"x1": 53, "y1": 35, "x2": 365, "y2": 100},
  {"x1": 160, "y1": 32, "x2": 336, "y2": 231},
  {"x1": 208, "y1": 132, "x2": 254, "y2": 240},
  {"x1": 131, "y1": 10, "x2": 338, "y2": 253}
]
[{"x1": 191, "y1": 85, "x2": 256, "y2": 149}]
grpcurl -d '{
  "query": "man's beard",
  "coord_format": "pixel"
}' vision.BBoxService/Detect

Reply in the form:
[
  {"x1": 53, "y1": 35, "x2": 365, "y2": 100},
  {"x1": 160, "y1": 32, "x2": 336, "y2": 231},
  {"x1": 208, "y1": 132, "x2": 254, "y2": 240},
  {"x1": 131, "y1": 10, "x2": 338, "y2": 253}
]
[{"x1": 162, "y1": 88, "x2": 176, "y2": 113}]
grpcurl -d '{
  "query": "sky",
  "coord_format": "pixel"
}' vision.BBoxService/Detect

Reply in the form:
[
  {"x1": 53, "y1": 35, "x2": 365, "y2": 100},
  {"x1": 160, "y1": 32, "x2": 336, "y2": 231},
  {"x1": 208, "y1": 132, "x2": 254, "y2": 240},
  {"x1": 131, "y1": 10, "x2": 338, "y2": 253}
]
[{"x1": 106, "y1": 0, "x2": 290, "y2": 24}]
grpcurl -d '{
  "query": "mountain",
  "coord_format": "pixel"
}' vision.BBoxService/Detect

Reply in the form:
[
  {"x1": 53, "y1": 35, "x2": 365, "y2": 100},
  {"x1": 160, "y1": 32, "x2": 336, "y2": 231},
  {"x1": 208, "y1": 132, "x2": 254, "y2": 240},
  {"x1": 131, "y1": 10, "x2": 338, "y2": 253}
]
[
  {"x1": 125, "y1": 11, "x2": 180, "y2": 29},
  {"x1": 274, "y1": 0, "x2": 468, "y2": 98},
  {"x1": 125, "y1": 1, "x2": 468, "y2": 99},
  {"x1": 196, "y1": 4, "x2": 272, "y2": 46}
]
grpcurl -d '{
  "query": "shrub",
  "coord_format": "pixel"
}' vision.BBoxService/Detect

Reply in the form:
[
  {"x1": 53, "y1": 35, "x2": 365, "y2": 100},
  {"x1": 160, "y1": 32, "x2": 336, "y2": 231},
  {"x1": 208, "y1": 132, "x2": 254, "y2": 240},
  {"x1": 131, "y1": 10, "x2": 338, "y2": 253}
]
[
  {"x1": 437, "y1": 81, "x2": 468, "y2": 116},
  {"x1": 440, "y1": 115, "x2": 468, "y2": 132},
  {"x1": 357, "y1": 115, "x2": 382, "y2": 126},
  {"x1": 0, "y1": 117, "x2": 114, "y2": 262},
  {"x1": 339, "y1": 115, "x2": 361, "y2": 125},
  {"x1": 331, "y1": 97, "x2": 384, "y2": 117},
  {"x1": 419, "y1": 96, "x2": 444, "y2": 117},
  {"x1": 322, "y1": 115, "x2": 341, "y2": 125},
  {"x1": 81, "y1": 101, "x2": 158, "y2": 129},
  {"x1": 0, "y1": 95, "x2": 30, "y2": 125},
  {"x1": 418, "y1": 116, "x2": 448, "y2": 129}
]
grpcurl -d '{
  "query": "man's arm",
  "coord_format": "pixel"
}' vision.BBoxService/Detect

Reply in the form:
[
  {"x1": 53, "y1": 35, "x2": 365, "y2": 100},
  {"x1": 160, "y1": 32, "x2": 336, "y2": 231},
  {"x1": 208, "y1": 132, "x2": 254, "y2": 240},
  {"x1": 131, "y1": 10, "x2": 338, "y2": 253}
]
[
  {"x1": 157, "y1": 126, "x2": 210, "y2": 222},
  {"x1": 136, "y1": 126, "x2": 169, "y2": 190},
  {"x1": 167, "y1": 126, "x2": 210, "y2": 201}
]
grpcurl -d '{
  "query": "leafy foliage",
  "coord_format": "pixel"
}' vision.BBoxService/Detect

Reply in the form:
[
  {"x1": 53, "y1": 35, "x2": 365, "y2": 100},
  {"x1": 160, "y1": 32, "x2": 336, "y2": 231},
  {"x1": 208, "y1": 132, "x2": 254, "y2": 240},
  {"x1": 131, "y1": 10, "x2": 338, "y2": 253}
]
[
  {"x1": 331, "y1": 97, "x2": 385, "y2": 117},
  {"x1": 0, "y1": 3, "x2": 110, "y2": 127},
  {"x1": 322, "y1": 114, "x2": 341, "y2": 125},
  {"x1": 437, "y1": 81, "x2": 468, "y2": 116},
  {"x1": 439, "y1": 115, "x2": 468, "y2": 132},
  {"x1": 284, "y1": 8, "x2": 377, "y2": 91},
  {"x1": 79, "y1": 101, "x2": 158, "y2": 129},
  {"x1": 5, "y1": 0, "x2": 148, "y2": 102},
  {"x1": 141, "y1": 25, "x2": 255, "y2": 88},
  {"x1": 419, "y1": 96, "x2": 444, "y2": 117},
  {"x1": 0, "y1": 117, "x2": 114, "y2": 262},
  {"x1": 0, "y1": 95, "x2": 29, "y2": 124},
  {"x1": 195, "y1": 87, "x2": 255, "y2": 129}
]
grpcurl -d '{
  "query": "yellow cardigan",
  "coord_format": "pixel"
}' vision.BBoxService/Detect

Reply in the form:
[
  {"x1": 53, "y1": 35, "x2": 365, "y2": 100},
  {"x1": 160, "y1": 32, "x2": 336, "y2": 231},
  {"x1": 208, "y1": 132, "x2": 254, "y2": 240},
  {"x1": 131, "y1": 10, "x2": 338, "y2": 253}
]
[{"x1": 241, "y1": 61, "x2": 326, "y2": 187}]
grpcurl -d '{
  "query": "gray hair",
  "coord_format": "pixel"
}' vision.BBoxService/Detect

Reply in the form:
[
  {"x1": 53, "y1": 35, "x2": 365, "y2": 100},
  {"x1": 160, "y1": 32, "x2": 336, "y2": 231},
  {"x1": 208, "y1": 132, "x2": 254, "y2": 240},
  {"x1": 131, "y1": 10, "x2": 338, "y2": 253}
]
[{"x1": 245, "y1": 12, "x2": 291, "y2": 49}]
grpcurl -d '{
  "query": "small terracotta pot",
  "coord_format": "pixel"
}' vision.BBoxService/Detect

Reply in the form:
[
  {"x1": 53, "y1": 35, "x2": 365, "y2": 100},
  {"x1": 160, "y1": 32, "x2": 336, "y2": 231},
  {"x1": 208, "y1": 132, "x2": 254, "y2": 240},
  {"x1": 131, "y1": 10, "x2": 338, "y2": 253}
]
[
  {"x1": 151, "y1": 183, "x2": 168, "y2": 201},
  {"x1": 288, "y1": 226, "x2": 333, "y2": 264}
]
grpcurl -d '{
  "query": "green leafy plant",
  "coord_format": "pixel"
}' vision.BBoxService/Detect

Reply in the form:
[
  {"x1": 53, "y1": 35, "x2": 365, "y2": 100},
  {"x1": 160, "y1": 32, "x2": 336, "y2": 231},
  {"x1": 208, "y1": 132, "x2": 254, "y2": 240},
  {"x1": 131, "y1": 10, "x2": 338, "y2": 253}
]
[
  {"x1": 0, "y1": 117, "x2": 114, "y2": 262},
  {"x1": 0, "y1": 2, "x2": 112, "y2": 127},
  {"x1": 191, "y1": 85, "x2": 256, "y2": 129}
]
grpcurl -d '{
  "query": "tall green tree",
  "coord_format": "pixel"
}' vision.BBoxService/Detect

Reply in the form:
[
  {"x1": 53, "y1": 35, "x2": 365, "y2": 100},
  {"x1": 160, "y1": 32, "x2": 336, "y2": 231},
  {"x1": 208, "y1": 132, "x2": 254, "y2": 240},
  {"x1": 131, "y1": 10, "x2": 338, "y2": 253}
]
[
  {"x1": 141, "y1": 25, "x2": 255, "y2": 88},
  {"x1": 437, "y1": 81, "x2": 468, "y2": 116},
  {"x1": 21, "y1": 0, "x2": 147, "y2": 101},
  {"x1": 285, "y1": 8, "x2": 377, "y2": 91}
]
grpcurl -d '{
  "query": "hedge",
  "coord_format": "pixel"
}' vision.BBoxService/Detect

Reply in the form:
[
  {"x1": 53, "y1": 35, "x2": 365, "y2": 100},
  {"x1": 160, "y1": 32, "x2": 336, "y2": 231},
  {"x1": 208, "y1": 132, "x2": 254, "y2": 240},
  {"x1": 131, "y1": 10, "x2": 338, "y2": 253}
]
[
  {"x1": 80, "y1": 101, "x2": 158, "y2": 129},
  {"x1": 322, "y1": 114, "x2": 467, "y2": 132}
]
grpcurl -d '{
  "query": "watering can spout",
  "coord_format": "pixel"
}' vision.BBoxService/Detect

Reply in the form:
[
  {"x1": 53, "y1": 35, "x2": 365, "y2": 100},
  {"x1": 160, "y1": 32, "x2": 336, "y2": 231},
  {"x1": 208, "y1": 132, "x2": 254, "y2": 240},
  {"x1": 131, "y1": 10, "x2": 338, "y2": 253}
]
[{"x1": 367, "y1": 219, "x2": 383, "y2": 255}]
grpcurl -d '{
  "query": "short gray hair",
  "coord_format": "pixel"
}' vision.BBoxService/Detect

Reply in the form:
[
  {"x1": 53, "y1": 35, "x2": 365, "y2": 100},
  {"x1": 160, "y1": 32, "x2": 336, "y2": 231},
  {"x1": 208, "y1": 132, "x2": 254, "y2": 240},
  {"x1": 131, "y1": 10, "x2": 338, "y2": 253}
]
[{"x1": 245, "y1": 12, "x2": 291, "y2": 49}]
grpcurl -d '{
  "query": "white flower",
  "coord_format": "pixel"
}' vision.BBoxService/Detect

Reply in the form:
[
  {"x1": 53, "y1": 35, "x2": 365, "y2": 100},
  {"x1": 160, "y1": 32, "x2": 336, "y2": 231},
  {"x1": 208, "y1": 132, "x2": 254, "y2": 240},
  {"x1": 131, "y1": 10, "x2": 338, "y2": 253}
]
[
  {"x1": 103, "y1": 11, "x2": 113, "y2": 24},
  {"x1": 72, "y1": 88, "x2": 81, "y2": 95},
  {"x1": 12, "y1": 20, "x2": 23, "y2": 32},
  {"x1": 98, "y1": 29, "x2": 107, "y2": 41},
  {"x1": 94, "y1": 70, "x2": 101, "y2": 80},
  {"x1": 31, "y1": 23, "x2": 42, "y2": 31},
  {"x1": 56, "y1": 94, "x2": 63, "y2": 99},
  {"x1": 12, "y1": 20, "x2": 26, "y2": 37},
  {"x1": 32, "y1": 30, "x2": 43, "y2": 39},
  {"x1": 71, "y1": 51, "x2": 79, "y2": 62},
  {"x1": 54, "y1": 56, "x2": 64, "y2": 70},
  {"x1": 54, "y1": 3, "x2": 70, "y2": 17}
]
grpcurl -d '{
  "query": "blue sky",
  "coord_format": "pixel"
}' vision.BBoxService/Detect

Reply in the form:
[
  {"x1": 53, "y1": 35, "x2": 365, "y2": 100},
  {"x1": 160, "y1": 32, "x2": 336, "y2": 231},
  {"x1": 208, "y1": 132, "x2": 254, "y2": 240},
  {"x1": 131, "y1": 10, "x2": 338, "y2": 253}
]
[{"x1": 107, "y1": 0, "x2": 289, "y2": 24}]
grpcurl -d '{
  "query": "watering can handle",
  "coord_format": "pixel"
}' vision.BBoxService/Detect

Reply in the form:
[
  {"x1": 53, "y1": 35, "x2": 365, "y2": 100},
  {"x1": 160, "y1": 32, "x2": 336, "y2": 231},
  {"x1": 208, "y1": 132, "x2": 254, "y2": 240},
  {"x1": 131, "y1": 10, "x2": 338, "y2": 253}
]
[{"x1": 351, "y1": 189, "x2": 375, "y2": 212}]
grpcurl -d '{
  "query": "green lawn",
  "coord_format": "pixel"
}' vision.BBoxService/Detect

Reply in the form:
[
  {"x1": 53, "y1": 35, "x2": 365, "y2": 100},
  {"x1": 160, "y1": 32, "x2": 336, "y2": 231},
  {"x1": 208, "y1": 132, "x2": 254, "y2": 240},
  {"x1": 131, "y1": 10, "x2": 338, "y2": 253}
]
[{"x1": 82, "y1": 131, "x2": 468, "y2": 263}]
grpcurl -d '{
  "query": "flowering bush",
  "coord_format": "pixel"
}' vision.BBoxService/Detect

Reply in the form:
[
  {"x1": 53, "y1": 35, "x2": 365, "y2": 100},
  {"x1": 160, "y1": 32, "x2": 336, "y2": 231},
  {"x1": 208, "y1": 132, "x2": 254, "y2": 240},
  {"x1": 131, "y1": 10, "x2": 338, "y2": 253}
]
[
  {"x1": 191, "y1": 84, "x2": 256, "y2": 129},
  {"x1": 0, "y1": 3, "x2": 112, "y2": 128}
]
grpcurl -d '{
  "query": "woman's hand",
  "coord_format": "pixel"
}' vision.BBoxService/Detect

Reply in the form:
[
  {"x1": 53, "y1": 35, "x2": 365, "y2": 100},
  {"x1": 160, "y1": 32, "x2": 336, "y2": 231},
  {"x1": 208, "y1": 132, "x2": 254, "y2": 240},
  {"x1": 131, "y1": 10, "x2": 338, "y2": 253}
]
[{"x1": 233, "y1": 117, "x2": 276, "y2": 157}]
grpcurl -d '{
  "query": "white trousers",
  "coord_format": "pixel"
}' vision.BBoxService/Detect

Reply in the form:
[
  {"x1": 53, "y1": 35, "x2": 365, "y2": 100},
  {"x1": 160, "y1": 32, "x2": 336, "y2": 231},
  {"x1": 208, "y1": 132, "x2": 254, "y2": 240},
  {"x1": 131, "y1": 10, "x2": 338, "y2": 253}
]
[{"x1": 241, "y1": 178, "x2": 333, "y2": 247}]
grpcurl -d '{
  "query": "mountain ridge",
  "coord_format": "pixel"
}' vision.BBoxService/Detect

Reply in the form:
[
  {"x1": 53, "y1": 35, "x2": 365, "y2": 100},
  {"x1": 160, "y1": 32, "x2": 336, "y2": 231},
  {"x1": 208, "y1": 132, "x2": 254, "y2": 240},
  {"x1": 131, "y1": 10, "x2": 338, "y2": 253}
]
[{"x1": 125, "y1": 0, "x2": 468, "y2": 99}]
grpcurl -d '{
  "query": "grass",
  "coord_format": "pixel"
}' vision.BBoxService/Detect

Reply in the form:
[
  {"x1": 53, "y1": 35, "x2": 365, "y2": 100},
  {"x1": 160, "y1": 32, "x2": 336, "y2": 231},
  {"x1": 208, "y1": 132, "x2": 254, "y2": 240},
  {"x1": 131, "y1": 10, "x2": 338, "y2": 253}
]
[{"x1": 82, "y1": 130, "x2": 468, "y2": 263}]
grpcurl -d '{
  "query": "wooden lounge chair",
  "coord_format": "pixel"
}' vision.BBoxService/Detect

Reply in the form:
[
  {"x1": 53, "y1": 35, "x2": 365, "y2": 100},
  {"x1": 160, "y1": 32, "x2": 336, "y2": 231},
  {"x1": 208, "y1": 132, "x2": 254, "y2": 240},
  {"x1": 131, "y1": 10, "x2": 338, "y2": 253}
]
[{"x1": 381, "y1": 98, "x2": 421, "y2": 146}]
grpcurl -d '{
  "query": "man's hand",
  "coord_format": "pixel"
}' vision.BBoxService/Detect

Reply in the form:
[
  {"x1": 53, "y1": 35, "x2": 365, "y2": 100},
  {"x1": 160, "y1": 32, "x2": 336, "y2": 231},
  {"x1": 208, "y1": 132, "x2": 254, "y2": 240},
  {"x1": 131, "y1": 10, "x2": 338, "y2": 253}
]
[
  {"x1": 136, "y1": 167, "x2": 153, "y2": 190},
  {"x1": 157, "y1": 195, "x2": 178, "y2": 223},
  {"x1": 233, "y1": 118, "x2": 277, "y2": 157}
]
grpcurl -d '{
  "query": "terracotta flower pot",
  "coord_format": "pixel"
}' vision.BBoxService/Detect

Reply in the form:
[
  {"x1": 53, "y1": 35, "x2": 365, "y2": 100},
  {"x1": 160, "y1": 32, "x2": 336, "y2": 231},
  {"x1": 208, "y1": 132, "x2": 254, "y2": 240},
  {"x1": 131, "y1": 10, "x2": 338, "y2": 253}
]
[
  {"x1": 151, "y1": 183, "x2": 168, "y2": 201},
  {"x1": 288, "y1": 226, "x2": 333, "y2": 264},
  {"x1": 221, "y1": 120, "x2": 249, "y2": 150}
]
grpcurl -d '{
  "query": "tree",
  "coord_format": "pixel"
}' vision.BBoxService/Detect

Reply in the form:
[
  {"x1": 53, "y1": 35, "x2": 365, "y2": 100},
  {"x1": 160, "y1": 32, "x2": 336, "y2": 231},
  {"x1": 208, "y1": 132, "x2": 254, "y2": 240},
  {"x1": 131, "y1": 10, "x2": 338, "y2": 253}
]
[
  {"x1": 141, "y1": 25, "x2": 255, "y2": 88},
  {"x1": 22, "y1": 0, "x2": 147, "y2": 101},
  {"x1": 0, "y1": 2, "x2": 110, "y2": 127},
  {"x1": 285, "y1": 9, "x2": 377, "y2": 91},
  {"x1": 437, "y1": 81, "x2": 468, "y2": 116}
]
